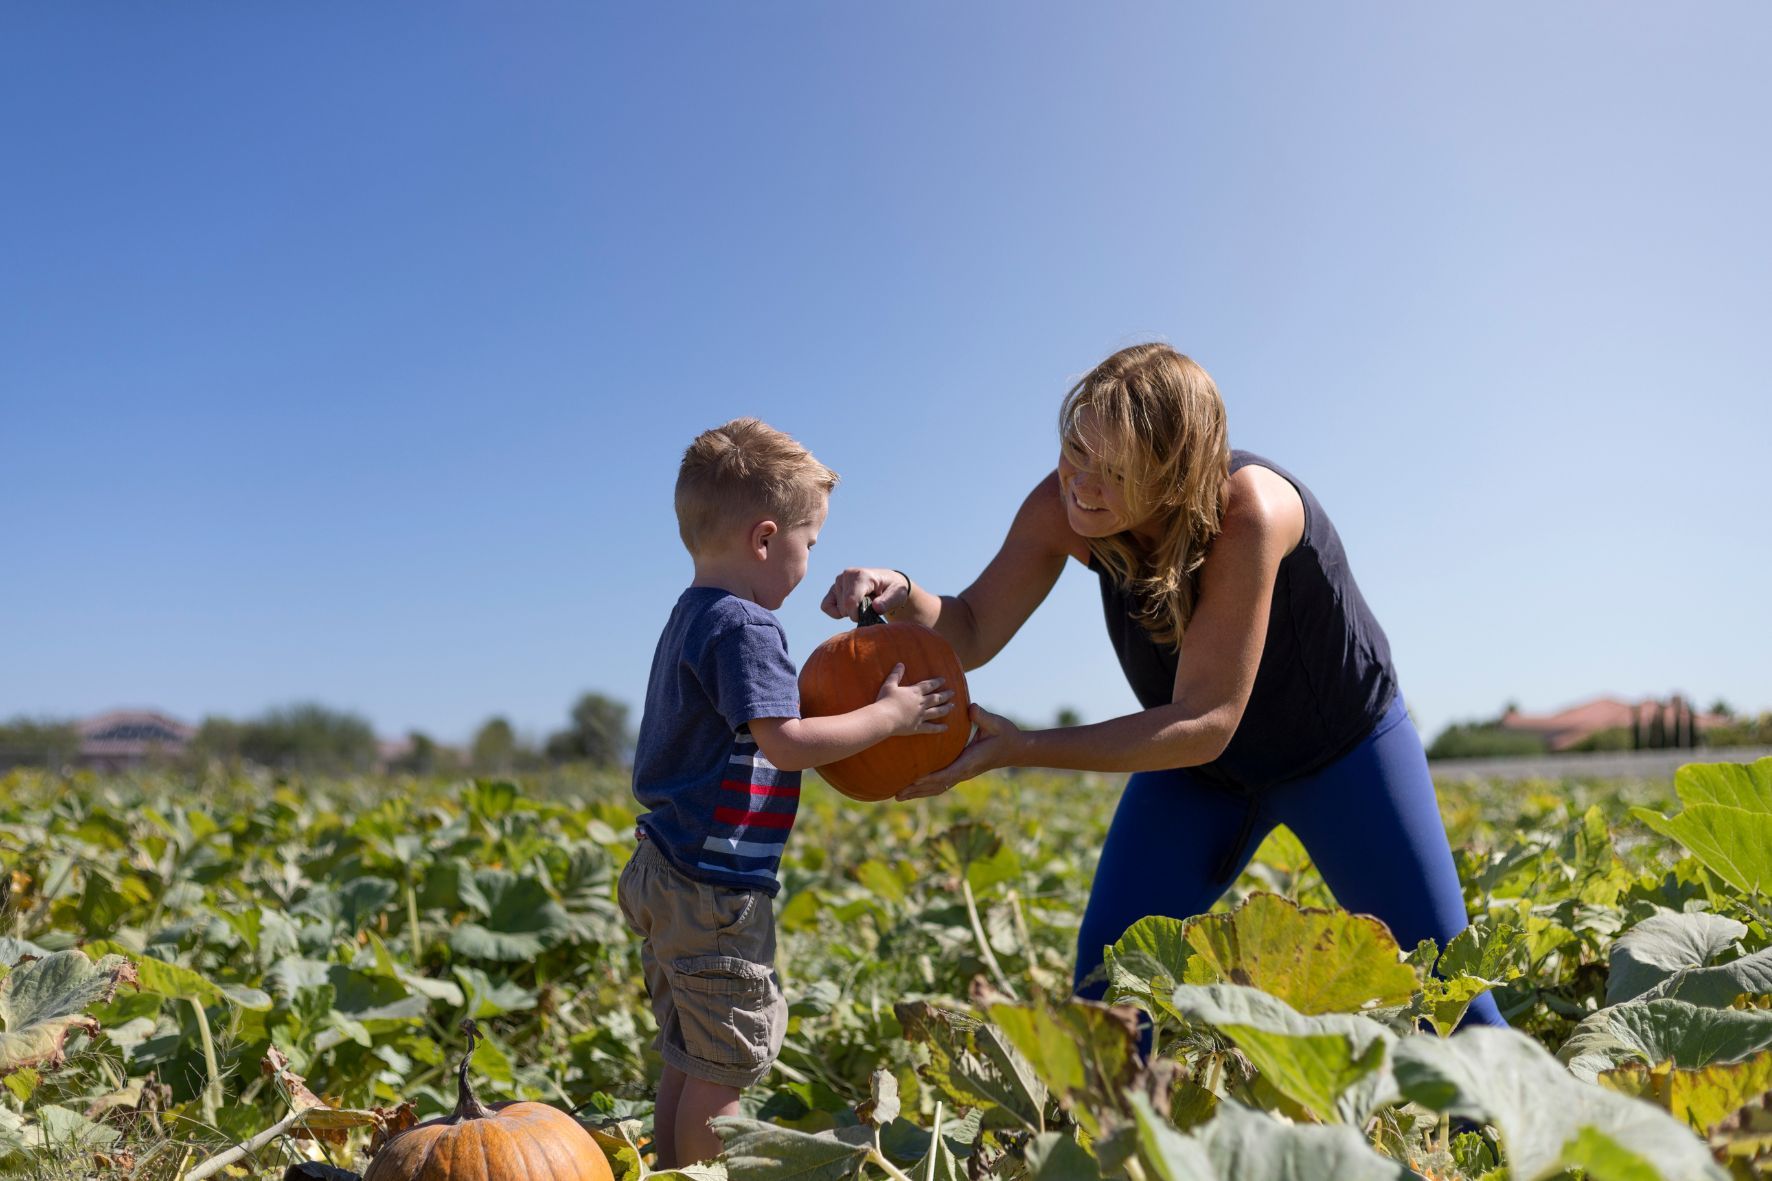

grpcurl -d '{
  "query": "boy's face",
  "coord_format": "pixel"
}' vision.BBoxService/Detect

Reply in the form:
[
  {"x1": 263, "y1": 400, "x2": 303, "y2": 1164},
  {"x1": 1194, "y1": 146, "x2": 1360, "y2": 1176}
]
[{"x1": 753, "y1": 496, "x2": 829, "y2": 611}]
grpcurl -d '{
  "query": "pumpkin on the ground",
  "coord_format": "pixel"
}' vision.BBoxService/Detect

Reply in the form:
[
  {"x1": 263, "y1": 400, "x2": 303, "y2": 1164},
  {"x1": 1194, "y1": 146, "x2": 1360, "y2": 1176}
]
[
  {"x1": 363, "y1": 1023, "x2": 612, "y2": 1181},
  {"x1": 799, "y1": 600, "x2": 971, "y2": 801}
]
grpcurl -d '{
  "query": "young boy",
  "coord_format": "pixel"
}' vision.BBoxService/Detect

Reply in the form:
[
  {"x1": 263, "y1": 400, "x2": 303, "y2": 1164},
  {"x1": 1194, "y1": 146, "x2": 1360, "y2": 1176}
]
[{"x1": 619, "y1": 418, "x2": 953, "y2": 1167}]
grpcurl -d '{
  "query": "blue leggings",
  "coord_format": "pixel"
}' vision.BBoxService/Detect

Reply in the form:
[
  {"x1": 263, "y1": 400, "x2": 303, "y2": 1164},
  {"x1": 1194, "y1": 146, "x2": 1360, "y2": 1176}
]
[{"x1": 1072, "y1": 694, "x2": 1507, "y2": 1030}]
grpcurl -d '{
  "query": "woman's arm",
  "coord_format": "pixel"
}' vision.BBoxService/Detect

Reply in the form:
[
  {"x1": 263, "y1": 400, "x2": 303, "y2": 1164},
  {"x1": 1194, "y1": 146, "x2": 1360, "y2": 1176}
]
[
  {"x1": 822, "y1": 471, "x2": 1084, "y2": 671},
  {"x1": 897, "y1": 466, "x2": 1304, "y2": 795}
]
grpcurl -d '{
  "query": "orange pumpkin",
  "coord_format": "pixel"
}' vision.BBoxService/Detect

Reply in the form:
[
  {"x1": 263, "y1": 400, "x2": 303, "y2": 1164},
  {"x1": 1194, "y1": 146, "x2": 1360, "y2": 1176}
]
[
  {"x1": 799, "y1": 600, "x2": 971, "y2": 801},
  {"x1": 364, "y1": 1024, "x2": 612, "y2": 1181}
]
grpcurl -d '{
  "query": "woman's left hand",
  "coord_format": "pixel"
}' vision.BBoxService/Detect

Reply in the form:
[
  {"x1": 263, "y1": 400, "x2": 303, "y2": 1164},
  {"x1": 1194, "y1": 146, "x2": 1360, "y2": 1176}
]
[{"x1": 895, "y1": 704, "x2": 1023, "y2": 800}]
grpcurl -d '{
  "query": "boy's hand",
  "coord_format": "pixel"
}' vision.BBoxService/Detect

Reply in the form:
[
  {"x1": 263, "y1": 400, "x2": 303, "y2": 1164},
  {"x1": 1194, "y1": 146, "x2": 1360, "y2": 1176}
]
[{"x1": 875, "y1": 663, "x2": 954, "y2": 737}]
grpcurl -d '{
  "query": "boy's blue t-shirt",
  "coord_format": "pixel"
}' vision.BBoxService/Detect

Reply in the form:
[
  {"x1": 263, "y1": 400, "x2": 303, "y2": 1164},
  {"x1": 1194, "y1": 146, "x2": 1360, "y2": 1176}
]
[{"x1": 631, "y1": 587, "x2": 803, "y2": 896}]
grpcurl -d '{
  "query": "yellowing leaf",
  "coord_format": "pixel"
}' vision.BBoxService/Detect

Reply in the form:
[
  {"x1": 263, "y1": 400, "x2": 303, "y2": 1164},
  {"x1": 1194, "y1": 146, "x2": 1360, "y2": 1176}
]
[{"x1": 1180, "y1": 894, "x2": 1417, "y2": 1015}]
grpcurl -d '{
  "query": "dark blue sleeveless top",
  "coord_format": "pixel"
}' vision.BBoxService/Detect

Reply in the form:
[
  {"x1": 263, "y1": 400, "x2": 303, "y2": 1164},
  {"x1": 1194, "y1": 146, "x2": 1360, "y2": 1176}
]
[{"x1": 1094, "y1": 451, "x2": 1398, "y2": 793}]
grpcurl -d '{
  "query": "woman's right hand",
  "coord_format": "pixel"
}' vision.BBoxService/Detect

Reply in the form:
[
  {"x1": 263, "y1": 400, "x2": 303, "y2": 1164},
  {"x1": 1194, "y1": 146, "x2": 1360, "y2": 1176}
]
[{"x1": 821, "y1": 567, "x2": 911, "y2": 620}]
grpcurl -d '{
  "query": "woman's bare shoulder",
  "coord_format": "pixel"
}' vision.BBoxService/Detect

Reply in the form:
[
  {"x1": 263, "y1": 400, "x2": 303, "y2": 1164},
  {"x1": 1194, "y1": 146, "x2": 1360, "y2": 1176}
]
[{"x1": 1221, "y1": 464, "x2": 1305, "y2": 557}]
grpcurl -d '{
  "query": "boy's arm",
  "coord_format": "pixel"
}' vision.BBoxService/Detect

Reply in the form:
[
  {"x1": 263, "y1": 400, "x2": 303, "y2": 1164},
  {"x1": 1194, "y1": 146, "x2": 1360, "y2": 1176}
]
[{"x1": 749, "y1": 664, "x2": 953, "y2": 772}]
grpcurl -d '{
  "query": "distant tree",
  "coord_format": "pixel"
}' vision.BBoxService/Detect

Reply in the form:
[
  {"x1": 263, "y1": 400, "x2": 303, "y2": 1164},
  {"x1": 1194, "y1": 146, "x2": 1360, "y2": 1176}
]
[
  {"x1": 0, "y1": 717, "x2": 80, "y2": 771},
  {"x1": 1564, "y1": 726, "x2": 1633, "y2": 754},
  {"x1": 389, "y1": 730, "x2": 458, "y2": 776},
  {"x1": 1425, "y1": 720, "x2": 1549, "y2": 760},
  {"x1": 1709, "y1": 698, "x2": 1735, "y2": 719},
  {"x1": 188, "y1": 716, "x2": 246, "y2": 768},
  {"x1": 1648, "y1": 706, "x2": 1668, "y2": 750},
  {"x1": 546, "y1": 692, "x2": 634, "y2": 767},
  {"x1": 1705, "y1": 711, "x2": 1772, "y2": 748},
  {"x1": 1054, "y1": 706, "x2": 1083, "y2": 728},
  {"x1": 471, "y1": 716, "x2": 526, "y2": 773},
  {"x1": 235, "y1": 703, "x2": 378, "y2": 773}
]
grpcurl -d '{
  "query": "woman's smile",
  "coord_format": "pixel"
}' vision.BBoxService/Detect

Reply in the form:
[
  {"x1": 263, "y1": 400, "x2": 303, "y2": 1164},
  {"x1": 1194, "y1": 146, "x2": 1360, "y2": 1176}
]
[{"x1": 1069, "y1": 483, "x2": 1108, "y2": 514}]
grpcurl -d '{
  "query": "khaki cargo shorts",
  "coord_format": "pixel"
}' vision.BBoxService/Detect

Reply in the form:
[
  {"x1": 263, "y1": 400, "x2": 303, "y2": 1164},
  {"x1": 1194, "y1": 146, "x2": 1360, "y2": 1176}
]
[{"x1": 616, "y1": 834, "x2": 788, "y2": 1087}]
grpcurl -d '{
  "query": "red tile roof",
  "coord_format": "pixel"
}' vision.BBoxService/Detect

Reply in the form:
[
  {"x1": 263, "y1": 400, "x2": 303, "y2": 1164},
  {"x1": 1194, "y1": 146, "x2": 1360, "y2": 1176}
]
[{"x1": 1500, "y1": 696, "x2": 1722, "y2": 751}]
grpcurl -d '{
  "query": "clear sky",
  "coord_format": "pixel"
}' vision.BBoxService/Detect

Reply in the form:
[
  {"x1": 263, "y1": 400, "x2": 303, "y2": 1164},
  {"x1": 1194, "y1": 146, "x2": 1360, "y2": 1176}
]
[{"x1": 4, "y1": 4, "x2": 1768, "y2": 750}]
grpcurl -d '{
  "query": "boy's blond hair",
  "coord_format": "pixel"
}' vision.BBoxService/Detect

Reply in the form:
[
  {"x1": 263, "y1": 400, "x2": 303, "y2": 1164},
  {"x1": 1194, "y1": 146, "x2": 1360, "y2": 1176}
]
[{"x1": 676, "y1": 418, "x2": 839, "y2": 555}]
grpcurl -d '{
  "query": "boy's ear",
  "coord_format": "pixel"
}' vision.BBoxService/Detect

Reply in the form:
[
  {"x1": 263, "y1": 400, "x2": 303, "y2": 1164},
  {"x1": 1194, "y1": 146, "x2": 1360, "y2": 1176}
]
[{"x1": 749, "y1": 519, "x2": 778, "y2": 558}]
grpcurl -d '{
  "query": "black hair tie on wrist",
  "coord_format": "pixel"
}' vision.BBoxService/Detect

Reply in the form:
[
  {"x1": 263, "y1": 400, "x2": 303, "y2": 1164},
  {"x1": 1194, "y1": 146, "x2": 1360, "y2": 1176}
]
[{"x1": 892, "y1": 569, "x2": 914, "y2": 610}]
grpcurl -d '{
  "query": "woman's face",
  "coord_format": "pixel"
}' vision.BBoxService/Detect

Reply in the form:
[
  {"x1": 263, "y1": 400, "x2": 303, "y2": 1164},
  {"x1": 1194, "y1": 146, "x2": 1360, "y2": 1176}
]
[{"x1": 1058, "y1": 407, "x2": 1143, "y2": 538}]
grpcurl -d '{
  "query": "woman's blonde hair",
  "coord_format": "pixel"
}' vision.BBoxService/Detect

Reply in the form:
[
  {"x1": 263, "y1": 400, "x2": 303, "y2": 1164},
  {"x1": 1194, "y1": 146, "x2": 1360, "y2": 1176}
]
[
  {"x1": 1060, "y1": 343, "x2": 1230, "y2": 647},
  {"x1": 676, "y1": 417, "x2": 839, "y2": 555}
]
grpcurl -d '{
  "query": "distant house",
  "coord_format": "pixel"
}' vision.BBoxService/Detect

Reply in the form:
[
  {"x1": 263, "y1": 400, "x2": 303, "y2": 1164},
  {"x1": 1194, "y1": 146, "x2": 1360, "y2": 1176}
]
[
  {"x1": 77, "y1": 710, "x2": 196, "y2": 771},
  {"x1": 376, "y1": 736, "x2": 414, "y2": 768},
  {"x1": 1498, "y1": 696, "x2": 1722, "y2": 752}
]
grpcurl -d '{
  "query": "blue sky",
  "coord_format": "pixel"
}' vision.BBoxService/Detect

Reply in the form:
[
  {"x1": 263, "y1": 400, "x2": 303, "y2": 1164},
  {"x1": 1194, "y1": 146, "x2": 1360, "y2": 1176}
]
[{"x1": 4, "y1": 4, "x2": 1768, "y2": 749}]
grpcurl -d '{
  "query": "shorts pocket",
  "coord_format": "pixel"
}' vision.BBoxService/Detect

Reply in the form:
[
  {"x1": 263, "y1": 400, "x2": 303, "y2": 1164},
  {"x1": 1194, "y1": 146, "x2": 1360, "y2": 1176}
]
[
  {"x1": 715, "y1": 889, "x2": 759, "y2": 934},
  {"x1": 669, "y1": 955, "x2": 778, "y2": 1068},
  {"x1": 616, "y1": 857, "x2": 644, "y2": 936}
]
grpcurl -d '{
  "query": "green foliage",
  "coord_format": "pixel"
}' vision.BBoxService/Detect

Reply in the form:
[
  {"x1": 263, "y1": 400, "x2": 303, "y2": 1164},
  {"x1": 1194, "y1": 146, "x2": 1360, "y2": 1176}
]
[
  {"x1": 1605, "y1": 909, "x2": 1748, "y2": 1005},
  {"x1": 1703, "y1": 710, "x2": 1772, "y2": 748},
  {"x1": 1567, "y1": 726, "x2": 1635, "y2": 753},
  {"x1": 470, "y1": 715, "x2": 536, "y2": 773},
  {"x1": 2, "y1": 756, "x2": 1770, "y2": 1179},
  {"x1": 1167, "y1": 984, "x2": 1396, "y2": 1125},
  {"x1": 386, "y1": 730, "x2": 461, "y2": 776},
  {"x1": 1394, "y1": 1028, "x2": 1728, "y2": 1180},
  {"x1": 192, "y1": 702, "x2": 378, "y2": 773},
  {"x1": 0, "y1": 718, "x2": 79, "y2": 771},
  {"x1": 546, "y1": 691, "x2": 635, "y2": 767},
  {"x1": 0, "y1": 951, "x2": 137, "y2": 1076},
  {"x1": 1426, "y1": 720, "x2": 1549, "y2": 760},
  {"x1": 1632, "y1": 757, "x2": 1772, "y2": 896}
]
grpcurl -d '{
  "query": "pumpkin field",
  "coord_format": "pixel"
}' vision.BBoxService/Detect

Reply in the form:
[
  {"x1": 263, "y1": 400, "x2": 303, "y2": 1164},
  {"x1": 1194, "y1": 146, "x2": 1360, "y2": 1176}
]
[{"x1": 2, "y1": 757, "x2": 1770, "y2": 1181}]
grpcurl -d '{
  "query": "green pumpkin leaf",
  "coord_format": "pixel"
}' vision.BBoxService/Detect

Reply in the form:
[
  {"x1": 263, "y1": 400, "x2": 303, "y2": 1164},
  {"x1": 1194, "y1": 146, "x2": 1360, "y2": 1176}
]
[
  {"x1": 265, "y1": 957, "x2": 428, "y2": 1023},
  {"x1": 1125, "y1": 1092, "x2": 1217, "y2": 1181},
  {"x1": 1438, "y1": 920, "x2": 1526, "y2": 983},
  {"x1": 1394, "y1": 1027, "x2": 1727, "y2": 1181},
  {"x1": 1179, "y1": 893, "x2": 1417, "y2": 1015},
  {"x1": 0, "y1": 938, "x2": 50, "y2": 968},
  {"x1": 1169, "y1": 984, "x2": 1397, "y2": 1125},
  {"x1": 1559, "y1": 998, "x2": 1772, "y2": 1082},
  {"x1": 711, "y1": 1117, "x2": 872, "y2": 1181},
  {"x1": 586, "y1": 1117, "x2": 645, "y2": 1181},
  {"x1": 1630, "y1": 803, "x2": 1772, "y2": 896},
  {"x1": 1102, "y1": 916, "x2": 1192, "y2": 1029},
  {"x1": 27, "y1": 1103, "x2": 122, "y2": 1152},
  {"x1": 895, "y1": 1000, "x2": 1047, "y2": 1132},
  {"x1": 1608, "y1": 910, "x2": 1748, "y2": 1006},
  {"x1": 1639, "y1": 946, "x2": 1772, "y2": 1009},
  {"x1": 82, "y1": 940, "x2": 271, "y2": 1011},
  {"x1": 1599, "y1": 1049, "x2": 1772, "y2": 1134},
  {"x1": 1, "y1": 1067, "x2": 37, "y2": 1102},
  {"x1": 448, "y1": 869, "x2": 572, "y2": 962},
  {"x1": 0, "y1": 950, "x2": 137, "y2": 1076},
  {"x1": 1674, "y1": 758, "x2": 1772, "y2": 813},
  {"x1": 1192, "y1": 1100, "x2": 1418, "y2": 1180},
  {"x1": 650, "y1": 1167, "x2": 729, "y2": 1181},
  {"x1": 1026, "y1": 1130, "x2": 1104, "y2": 1181},
  {"x1": 451, "y1": 965, "x2": 535, "y2": 1018},
  {"x1": 988, "y1": 997, "x2": 1140, "y2": 1138}
]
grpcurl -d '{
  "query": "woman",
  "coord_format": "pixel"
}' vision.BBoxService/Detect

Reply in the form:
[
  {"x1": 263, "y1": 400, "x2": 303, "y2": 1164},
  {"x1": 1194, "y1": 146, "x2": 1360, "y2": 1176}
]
[{"x1": 822, "y1": 343, "x2": 1505, "y2": 1028}]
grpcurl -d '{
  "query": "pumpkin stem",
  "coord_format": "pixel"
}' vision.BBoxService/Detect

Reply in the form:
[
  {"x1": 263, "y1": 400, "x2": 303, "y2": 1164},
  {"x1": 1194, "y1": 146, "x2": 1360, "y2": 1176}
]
[
  {"x1": 451, "y1": 1019, "x2": 496, "y2": 1121},
  {"x1": 856, "y1": 596, "x2": 887, "y2": 627}
]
